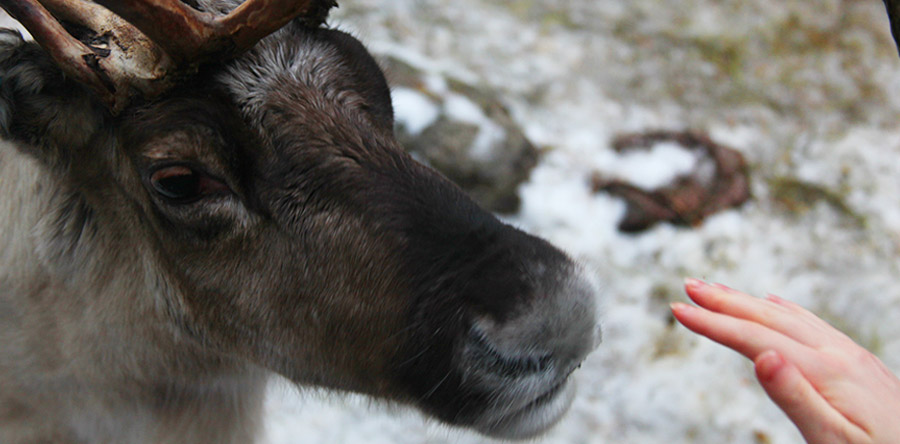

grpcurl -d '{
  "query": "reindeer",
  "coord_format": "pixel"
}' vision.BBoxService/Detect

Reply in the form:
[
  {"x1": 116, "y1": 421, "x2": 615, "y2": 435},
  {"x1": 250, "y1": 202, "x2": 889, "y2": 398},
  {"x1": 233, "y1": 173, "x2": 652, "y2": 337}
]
[{"x1": 0, "y1": 1, "x2": 602, "y2": 442}]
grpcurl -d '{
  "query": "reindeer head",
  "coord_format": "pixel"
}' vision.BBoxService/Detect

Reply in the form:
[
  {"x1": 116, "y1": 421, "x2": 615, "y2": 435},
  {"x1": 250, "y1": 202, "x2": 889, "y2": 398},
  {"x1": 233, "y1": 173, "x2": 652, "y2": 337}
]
[{"x1": 0, "y1": 0, "x2": 602, "y2": 439}]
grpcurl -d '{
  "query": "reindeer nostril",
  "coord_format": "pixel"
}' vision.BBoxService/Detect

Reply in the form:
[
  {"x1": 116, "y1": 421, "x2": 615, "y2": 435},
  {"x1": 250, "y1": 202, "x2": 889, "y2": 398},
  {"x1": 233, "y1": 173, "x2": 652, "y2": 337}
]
[{"x1": 467, "y1": 330, "x2": 552, "y2": 377}]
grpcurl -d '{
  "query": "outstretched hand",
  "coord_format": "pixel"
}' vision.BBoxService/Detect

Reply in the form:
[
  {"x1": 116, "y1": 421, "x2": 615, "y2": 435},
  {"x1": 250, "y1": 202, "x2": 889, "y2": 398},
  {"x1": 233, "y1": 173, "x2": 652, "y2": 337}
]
[{"x1": 671, "y1": 278, "x2": 900, "y2": 444}]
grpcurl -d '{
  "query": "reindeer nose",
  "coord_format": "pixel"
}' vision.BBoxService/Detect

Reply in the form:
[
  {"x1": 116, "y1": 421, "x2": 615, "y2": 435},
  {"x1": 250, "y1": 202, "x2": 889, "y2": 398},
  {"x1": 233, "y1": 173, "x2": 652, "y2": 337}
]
[
  {"x1": 468, "y1": 263, "x2": 602, "y2": 379},
  {"x1": 459, "y1": 262, "x2": 600, "y2": 439}
]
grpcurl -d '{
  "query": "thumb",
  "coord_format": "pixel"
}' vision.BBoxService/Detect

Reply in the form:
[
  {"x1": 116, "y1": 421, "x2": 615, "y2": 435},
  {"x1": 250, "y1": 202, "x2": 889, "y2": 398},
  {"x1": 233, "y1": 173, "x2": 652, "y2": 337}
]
[{"x1": 754, "y1": 350, "x2": 867, "y2": 444}]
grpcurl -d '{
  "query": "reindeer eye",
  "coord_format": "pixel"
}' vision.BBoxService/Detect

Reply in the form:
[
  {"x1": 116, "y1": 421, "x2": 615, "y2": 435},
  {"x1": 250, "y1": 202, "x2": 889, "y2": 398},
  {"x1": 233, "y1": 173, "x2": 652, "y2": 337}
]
[{"x1": 149, "y1": 165, "x2": 229, "y2": 203}]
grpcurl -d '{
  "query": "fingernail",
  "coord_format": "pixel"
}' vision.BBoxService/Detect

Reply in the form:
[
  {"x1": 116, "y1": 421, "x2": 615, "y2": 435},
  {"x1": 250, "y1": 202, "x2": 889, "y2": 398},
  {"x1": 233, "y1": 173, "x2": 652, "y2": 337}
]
[
  {"x1": 766, "y1": 293, "x2": 782, "y2": 302},
  {"x1": 669, "y1": 302, "x2": 694, "y2": 314},
  {"x1": 711, "y1": 282, "x2": 731, "y2": 291},
  {"x1": 684, "y1": 277, "x2": 706, "y2": 289}
]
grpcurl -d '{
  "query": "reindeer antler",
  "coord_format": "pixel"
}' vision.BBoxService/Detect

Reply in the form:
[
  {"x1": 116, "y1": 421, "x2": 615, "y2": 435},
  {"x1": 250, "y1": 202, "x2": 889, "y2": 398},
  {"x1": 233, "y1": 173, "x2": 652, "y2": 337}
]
[{"x1": 0, "y1": 0, "x2": 335, "y2": 112}]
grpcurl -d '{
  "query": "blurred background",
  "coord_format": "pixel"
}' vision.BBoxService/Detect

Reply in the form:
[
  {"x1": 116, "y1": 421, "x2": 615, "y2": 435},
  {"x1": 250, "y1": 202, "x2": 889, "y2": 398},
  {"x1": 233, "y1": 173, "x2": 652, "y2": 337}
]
[{"x1": 6, "y1": 1, "x2": 900, "y2": 443}]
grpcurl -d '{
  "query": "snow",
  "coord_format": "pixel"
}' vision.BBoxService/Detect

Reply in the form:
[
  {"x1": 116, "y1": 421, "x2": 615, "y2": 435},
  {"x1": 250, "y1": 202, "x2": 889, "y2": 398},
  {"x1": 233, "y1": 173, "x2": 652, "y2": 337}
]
[
  {"x1": 5, "y1": 2, "x2": 900, "y2": 443},
  {"x1": 593, "y1": 141, "x2": 701, "y2": 190},
  {"x1": 392, "y1": 85, "x2": 508, "y2": 161},
  {"x1": 443, "y1": 93, "x2": 507, "y2": 160},
  {"x1": 391, "y1": 87, "x2": 439, "y2": 136},
  {"x1": 0, "y1": 14, "x2": 27, "y2": 39}
]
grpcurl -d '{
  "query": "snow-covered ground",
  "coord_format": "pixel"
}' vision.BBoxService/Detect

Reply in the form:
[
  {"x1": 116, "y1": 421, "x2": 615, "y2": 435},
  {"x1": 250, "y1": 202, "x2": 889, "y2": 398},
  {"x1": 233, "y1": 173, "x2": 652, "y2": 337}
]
[{"x1": 6, "y1": 1, "x2": 900, "y2": 443}]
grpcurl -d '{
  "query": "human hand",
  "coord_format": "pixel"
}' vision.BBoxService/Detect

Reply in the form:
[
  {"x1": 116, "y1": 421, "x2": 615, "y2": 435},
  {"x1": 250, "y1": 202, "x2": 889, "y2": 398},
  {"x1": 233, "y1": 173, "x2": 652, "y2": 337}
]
[{"x1": 671, "y1": 278, "x2": 900, "y2": 444}]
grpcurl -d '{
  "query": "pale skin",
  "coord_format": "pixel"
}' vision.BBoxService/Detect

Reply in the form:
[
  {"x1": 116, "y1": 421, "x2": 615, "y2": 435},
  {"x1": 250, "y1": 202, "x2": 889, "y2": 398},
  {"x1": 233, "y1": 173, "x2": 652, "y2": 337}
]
[{"x1": 671, "y1": 278, "x2": 900, "y2": 444}]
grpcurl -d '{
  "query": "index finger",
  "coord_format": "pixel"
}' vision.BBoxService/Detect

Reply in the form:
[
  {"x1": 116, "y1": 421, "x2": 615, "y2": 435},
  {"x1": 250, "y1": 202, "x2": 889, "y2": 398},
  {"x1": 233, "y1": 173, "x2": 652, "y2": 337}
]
[
  {"x1": 684, "y1": 279, "x2": 855, "y2": 349},
  {"x1": 670, "y1": 302, "x2": 821, "y2": 372}
]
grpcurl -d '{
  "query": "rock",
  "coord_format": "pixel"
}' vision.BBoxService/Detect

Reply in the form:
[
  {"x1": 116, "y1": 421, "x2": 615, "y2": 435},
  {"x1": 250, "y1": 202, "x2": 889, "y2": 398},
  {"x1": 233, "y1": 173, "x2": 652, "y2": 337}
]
[
  {"x1": 379, "y1": 56, "x2": 540, "y2": 214},
  {"x1": 591, "y1": 130, "x2": 751, "y2": 232}
]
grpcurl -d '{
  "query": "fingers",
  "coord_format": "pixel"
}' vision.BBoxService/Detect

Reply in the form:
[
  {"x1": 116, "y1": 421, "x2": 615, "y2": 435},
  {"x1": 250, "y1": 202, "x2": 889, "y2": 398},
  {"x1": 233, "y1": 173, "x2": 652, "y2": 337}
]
[
  {"x1": 675, "y1": 279, "x2": 887, "y2": 443},
  {"x1": 670, "y1": 302, "x2": 815, "y2": 366},
  {"x1": 683, "y1": 279, "x2": 853, "y2": 349},
  {"x1": 763, "y1": 294, "x2": 856, "y2": 346},
  {"x1": 754, "y1": 350, "x2": 870, "y2": 444},
  {"x1": 674, "y1": 279, "x2": 900, "y2": 443}
]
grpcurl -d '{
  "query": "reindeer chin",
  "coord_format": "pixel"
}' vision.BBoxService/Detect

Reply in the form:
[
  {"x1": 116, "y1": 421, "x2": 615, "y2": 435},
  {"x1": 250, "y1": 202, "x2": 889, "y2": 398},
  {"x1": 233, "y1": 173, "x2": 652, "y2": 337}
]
[{"x1": 475, "y1": 378, "x2": 577, "y2": 439}]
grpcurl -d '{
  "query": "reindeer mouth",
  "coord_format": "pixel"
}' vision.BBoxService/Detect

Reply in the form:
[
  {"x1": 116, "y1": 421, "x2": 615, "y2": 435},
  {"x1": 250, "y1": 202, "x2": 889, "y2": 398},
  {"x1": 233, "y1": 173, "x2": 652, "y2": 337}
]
[
  {"x1": 462, "y1": 328, "x2": 582, "y2": 439},
  {"x1": 472, "y1": 371, "x2": 577, "y2": 439}
]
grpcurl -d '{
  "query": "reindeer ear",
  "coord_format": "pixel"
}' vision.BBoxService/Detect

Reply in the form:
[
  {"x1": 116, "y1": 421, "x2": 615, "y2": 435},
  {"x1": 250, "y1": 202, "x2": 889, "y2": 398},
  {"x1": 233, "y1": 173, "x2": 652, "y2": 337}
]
[
  {"x1": 295, "y1": 0, "x2": 336, "y2": 28},
  {"x1": 322, "y1": 29, "x2": 395, "y2": 129},
  {"x1": 0, "y1": 29, "x2": 105, "y2": 166}
]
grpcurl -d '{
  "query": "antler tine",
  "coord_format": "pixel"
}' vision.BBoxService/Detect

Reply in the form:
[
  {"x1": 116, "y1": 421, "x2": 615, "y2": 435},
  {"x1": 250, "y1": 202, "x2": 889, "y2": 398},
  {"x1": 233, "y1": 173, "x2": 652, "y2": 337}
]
[
  {"x1": 89, "y1": 0, "x2": 215, "y2": 62},
  {"x1": 0, "y1": 0, "x2": 118, "y2": 104},
  {"x1": 38, "y1": 0, "x2": 175, "y2": 90},
  {"x1": 221, "y1": 0, "x2": 323, "y2": 54},
  {"x1": 92, "y1": 0, "x2": 318, "y2": 63},
  {"x1": 1, "y1": 0, "x2": 178, "y2": 111},
  {"x1": 37, "y1": 0, "x2": 115, "y2": 33}
]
